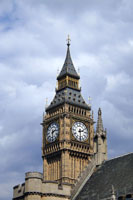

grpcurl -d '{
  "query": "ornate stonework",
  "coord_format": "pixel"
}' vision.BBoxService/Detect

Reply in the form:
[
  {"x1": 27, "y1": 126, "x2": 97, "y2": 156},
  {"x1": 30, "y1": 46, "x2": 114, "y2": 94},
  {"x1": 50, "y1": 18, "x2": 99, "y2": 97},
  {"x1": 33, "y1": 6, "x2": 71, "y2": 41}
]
[
  {"x1": 12, "y1": 39, "x2": 107, "y2": 200},
  {"x1": 42, "y1": 41, "x2": 94, "y2": 186}
]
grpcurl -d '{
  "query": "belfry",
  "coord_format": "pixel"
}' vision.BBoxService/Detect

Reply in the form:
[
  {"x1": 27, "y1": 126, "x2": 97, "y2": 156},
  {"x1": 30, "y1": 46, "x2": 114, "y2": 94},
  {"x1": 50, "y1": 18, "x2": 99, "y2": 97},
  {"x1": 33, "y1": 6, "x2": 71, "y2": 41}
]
[
  {"x1": 42, "y1": 37, "x2": 95, "y2": 185},
  {"x1": 13, "y1": 37, "x2": 107, "y2": 200},
  {"x1": 13, "y1": 38, "x2": 133, "y2": 200}
]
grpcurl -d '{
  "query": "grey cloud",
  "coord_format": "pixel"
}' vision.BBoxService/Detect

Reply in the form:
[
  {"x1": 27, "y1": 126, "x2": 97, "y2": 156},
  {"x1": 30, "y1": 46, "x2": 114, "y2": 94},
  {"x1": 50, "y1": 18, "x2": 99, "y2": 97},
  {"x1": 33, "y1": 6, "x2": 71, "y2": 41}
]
[{"x1": 0, "y1": 0, "x2": 133, "y2": 200}]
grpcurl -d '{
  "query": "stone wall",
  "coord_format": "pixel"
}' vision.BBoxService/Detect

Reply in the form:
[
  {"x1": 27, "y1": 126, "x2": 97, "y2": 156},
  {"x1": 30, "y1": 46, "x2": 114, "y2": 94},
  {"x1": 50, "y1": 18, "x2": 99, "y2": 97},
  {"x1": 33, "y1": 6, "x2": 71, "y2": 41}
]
[{"x1": 13, "y1": 171, "x2": 71, "y2": 200}]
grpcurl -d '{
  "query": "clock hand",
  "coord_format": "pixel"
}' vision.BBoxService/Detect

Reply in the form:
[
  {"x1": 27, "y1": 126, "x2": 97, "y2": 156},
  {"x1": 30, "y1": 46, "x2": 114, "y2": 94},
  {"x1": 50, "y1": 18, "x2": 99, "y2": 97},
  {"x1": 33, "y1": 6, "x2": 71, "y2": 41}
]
[
  {"x1": 78, "y1": 129, "x2": 82, "y2": 140},
  {"x1": 80, "y1": 128, "x2": 87, "y2": 132},
  {"x1": 51, "y1": 129, "x2": 55, "y2": 141}
]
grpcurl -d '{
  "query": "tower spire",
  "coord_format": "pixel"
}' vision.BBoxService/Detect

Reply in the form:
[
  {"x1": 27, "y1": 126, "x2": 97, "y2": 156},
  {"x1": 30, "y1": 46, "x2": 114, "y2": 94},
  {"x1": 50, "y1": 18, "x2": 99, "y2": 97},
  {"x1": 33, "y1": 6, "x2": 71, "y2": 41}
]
[
  {"x1": 96, "y1": 108, "x2": 104, "y2": 133},
  {"x1": 46, "y1": 37, "x2": 90, "y2": 112},
  {"x1": 94, "y1": 108, "x2": 107, "y2": 165},
  {"x1": 57, "y1": 36, "x2": 79, "y2": 80}
]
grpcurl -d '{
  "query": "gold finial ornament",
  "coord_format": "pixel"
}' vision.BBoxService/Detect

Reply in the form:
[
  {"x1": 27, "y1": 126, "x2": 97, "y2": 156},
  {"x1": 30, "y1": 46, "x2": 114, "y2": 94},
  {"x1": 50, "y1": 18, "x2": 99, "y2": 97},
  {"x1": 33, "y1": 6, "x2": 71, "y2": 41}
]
[
  {"x1": 57, "y1": 67, "x2": 59, "y2": 77},
  {"x1": 78, "y1": 67, "x2": 80, "y2": 75},
  {"x1": 45, "y1": 98, "x2": 48, "y2": 109},
  {"x1": 88, "y1": 96, "x2": 92, "y2": 107},
  {"x1": 66, "y1": 34, "x2": 71, "y2": 46},
  {"x1": 64, "y1": 89, "x2": 67, "y2": 99}
]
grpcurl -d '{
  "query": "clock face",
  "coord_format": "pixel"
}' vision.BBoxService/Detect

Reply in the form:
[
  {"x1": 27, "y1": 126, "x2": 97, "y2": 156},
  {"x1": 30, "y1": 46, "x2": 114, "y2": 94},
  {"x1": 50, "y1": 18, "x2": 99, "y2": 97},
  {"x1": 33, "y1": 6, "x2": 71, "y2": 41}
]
[
  {"x1": 72, "y1": 122, "x2": 88, "y2": 142},
  {"x1": 46, "y1": 122, "x2": 59, "y2": 143}
]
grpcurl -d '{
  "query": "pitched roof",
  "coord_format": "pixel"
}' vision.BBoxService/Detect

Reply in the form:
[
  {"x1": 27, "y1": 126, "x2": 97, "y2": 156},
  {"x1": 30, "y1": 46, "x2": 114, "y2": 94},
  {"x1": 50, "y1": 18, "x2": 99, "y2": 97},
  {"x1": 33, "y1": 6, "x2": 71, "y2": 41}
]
[
  {"x1": 57, "y1": 44, "x2": 80, "y2": 80},
  {"x1": 46, "y1": 87, "x2": 90, "y2": 111},
  {"x1": 75, "y1": 153, "x2": 133, "y2": 200}
]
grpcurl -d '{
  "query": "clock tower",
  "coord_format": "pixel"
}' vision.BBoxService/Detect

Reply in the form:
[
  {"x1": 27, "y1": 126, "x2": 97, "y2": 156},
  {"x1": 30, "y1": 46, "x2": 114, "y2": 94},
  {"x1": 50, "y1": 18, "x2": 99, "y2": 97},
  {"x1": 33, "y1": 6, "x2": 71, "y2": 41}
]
[
  {"x1": 13, "y1": 38, "x2": 108, "y2": 200},
  {"x1": 42, "y1": 38, "x2": 95, "y2": 185}
]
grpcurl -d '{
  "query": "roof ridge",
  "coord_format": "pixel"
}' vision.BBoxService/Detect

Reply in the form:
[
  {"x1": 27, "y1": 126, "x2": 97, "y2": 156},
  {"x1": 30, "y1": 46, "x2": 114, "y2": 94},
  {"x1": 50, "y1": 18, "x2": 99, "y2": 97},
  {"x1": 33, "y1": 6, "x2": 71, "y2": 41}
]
[{"x1": 106, "y1": 152, "x2": 133, "y2": 162}]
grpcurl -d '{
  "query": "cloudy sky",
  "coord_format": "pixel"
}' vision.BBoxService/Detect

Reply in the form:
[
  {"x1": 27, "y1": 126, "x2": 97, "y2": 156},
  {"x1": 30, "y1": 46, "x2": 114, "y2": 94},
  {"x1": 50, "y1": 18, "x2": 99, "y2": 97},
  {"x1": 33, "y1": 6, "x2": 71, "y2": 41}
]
[{"x1": 0, "y1": 0, "x2": 133, "y2": 199}]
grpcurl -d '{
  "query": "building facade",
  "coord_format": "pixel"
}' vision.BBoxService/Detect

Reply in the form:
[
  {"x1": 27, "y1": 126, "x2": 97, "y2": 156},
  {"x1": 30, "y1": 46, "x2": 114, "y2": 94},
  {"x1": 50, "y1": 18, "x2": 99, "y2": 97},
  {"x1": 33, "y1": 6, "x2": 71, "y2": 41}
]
[{"x1": 13, "y1": 39, "x2": 133, "y2": 200}]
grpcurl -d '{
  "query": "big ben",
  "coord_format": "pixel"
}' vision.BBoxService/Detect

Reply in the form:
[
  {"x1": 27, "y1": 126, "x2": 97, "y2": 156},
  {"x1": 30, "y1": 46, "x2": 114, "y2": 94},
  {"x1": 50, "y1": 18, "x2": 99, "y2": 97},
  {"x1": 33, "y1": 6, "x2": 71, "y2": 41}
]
[
  {"x1": 42, "y1": 37, "x2": 94, "y2": 185},
  {"x1": 13, "y1": 38, "x2": 107, "y2": 200},
  {"x1": 12, "y1": 35, "x2": 132, "y2": 200}
]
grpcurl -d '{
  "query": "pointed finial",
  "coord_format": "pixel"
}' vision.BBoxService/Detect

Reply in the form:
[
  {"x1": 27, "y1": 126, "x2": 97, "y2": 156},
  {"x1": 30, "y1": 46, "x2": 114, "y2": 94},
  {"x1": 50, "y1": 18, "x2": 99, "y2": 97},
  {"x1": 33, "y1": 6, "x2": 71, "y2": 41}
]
[
  {"x1": 66, "y1": 34, "x2": 71, "y2": 46},
  {"x1": 42, "y1": 112, "x2": 45, "y2": 122},
  {"x1": 92, "y1": 110, "x2": 94, "y2": 119},
  {"x1": 98, "y1": 108, "x2": 102, "y2": 115},
  {"x1": 45, "y1": 98, "x2": 48, "y2": 109},
  {"x1": 57, "y1": 67, "x2": 59, "y2": 77},
  {"x1": 96, "y1": 107, "x2": 104, "y2": 133},
  {"x1": 56, "y1": 80, "x2": 58, "y2": 90},
  {"x1": 88, "y1": 96, "x2": 92, "y2": 107},
  {"x1": 78, "y1": 67, "x2": 80, "y2": 75},
  {"x1": 64, "y1": 89, "x2": 67, "y2": 98},
  {"x1": 111, "y1": 185, "x2": 115, "y2": 195},
  {"x1": 111, "y1": 185, "x2": 116, "y2": 200}
]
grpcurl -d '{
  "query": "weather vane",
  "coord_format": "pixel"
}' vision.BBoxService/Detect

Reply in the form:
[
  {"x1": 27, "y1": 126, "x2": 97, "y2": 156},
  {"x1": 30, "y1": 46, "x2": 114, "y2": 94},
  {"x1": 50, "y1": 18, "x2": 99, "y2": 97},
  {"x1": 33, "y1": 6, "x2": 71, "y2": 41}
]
[{"x1": 67, "y1": 34, "x2": 71, "y2": 46}]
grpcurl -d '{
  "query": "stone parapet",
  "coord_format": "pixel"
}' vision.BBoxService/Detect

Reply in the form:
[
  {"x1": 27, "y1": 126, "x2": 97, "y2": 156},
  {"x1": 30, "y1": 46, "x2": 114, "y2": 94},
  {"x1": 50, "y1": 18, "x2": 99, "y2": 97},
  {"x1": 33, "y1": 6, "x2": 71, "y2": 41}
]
[
  {"x1": 13, "y1": 183, "x2": 25, "y2": 200},
  {"x1": 25, "y1": 172, "x2": 43, "y2": 180},
  {"x1": 42, "y1": 181, "x2": 71, "y2": 197},
  {"x1": 25, "y1": 172, "x2": 43, "y2": 194},
  {"x1": 13, "y1": 172, "x2": 71, "y2": 200}
]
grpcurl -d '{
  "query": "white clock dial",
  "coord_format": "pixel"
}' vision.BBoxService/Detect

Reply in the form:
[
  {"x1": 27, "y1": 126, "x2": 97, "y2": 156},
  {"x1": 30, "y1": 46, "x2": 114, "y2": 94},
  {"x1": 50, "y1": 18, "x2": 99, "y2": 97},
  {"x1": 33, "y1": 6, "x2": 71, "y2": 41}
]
[
  {"x1": 72, "y1": 122, "x2": 88, "y2": 142},
  {"x1": 47, "y1": 122, "x2": 59, "y2": 143}
]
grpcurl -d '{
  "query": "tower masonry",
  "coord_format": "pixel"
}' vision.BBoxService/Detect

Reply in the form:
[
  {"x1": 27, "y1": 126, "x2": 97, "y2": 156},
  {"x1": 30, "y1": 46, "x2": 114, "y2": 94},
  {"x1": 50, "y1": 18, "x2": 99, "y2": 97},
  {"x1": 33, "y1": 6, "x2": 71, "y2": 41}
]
[
  {"x1": 13, "y1": 38, "x2": 107, "y2": 200},
  {"x1": 42, "y1": 38, "x2": 95, "y2": 186}
]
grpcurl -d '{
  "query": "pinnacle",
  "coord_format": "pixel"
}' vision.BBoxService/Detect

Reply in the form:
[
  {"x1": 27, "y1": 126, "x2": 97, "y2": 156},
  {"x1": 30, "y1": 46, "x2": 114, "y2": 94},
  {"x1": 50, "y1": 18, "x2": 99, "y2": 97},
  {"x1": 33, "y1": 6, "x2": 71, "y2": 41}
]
[
  {"x1": 98, "y1": 108, "x2": 102, "y2": 116},
  {"x1": 96, "y1": 108, "x2": 104, "y2": 133}
]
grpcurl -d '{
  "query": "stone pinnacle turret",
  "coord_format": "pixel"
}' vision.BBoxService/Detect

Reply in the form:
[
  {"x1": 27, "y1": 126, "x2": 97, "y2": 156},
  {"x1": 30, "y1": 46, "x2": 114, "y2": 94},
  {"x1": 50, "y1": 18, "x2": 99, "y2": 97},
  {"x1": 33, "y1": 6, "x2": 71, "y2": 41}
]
[
  {"x1": 96, "y1": 108, "x2": 104, "y2": 133},
  {"x1": 94, "y1": 108, "x2": 107, "y2": 165}
]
